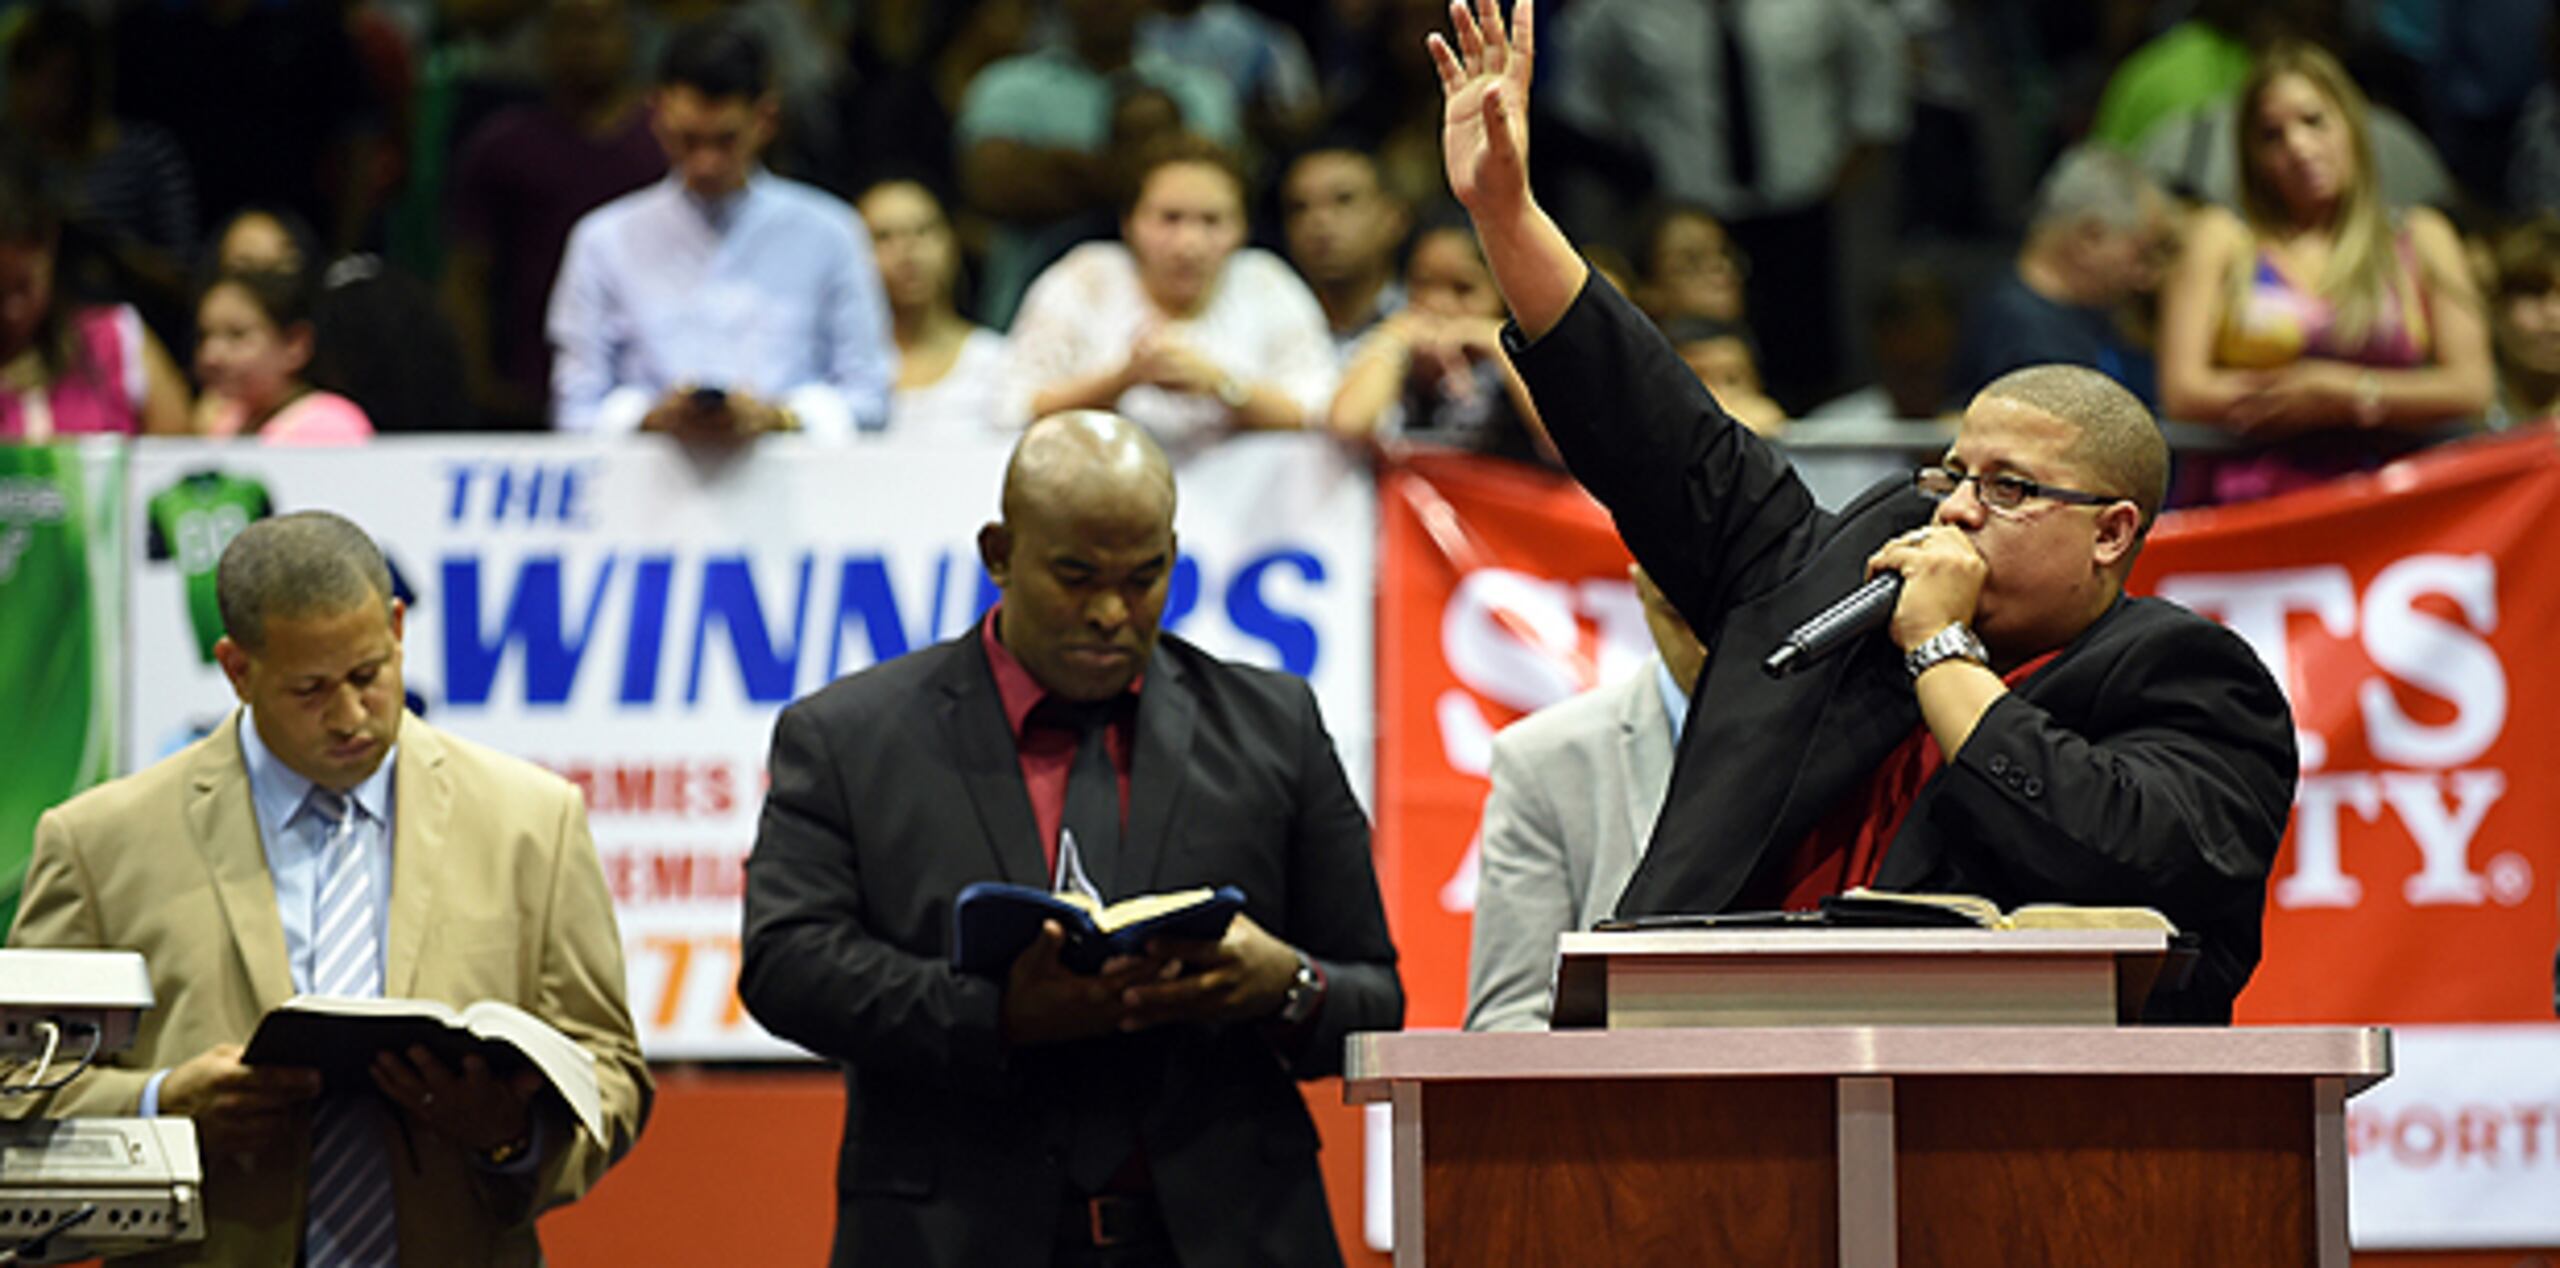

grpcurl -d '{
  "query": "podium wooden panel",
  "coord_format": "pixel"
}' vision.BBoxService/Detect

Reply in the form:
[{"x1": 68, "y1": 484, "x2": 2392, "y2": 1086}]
[{"x1": 1346, "y1": 1027, "x2": 2390, "y2": 1267}]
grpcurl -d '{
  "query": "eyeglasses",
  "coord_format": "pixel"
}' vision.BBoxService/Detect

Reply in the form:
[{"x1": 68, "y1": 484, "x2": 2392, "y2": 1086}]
[{"x1": 1913, "y1": 466, "x2": 2118, "y2": 514}]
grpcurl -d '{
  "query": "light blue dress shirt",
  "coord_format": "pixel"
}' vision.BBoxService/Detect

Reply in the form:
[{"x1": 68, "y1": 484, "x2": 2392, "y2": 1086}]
[
  {"x1": 1655, "y1": 659, "x2": 1690, "y2": 746},
  {"x1": 547, "y1": 170, "x2": 895, "y2": 438}
]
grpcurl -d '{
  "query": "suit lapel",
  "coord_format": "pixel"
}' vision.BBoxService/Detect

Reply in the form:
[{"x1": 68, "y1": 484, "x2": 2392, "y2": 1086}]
[
  {"x1": 384, "y1": 717, "x2": 442, "y2": 998},
  {"x1": 189, "y1": 715, "x2": 295, "y2": 1012},
  {"x1": 1616, "y1": 670, "x2": 1673, "y2": 862},
  {"x1": 938, "y1": 639, "x2": 1050, "y2": 886},
  {"x1": 1118, "y1": 648, "x2": 1196, "y2": 899}
]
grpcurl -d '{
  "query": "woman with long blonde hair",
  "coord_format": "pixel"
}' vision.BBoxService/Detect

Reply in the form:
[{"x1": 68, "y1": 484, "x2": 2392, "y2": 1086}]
[{"x1": 2158, "y1": 42, "x2": 2491, "y2": 504}]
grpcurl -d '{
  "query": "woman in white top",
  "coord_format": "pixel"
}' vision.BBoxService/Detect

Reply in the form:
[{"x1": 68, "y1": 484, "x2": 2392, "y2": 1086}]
[
  {"x1": 1002, "y1": 134, "x2": 1336, "y2": 455},
  {"x1": 858, "y1": 179, "x2": 1008, "y2": 437}
]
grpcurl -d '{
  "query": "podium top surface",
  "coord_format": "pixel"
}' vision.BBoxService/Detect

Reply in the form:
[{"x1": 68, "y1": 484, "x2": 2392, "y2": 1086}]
[
  {"x1": 1342, "y1": 1025, "x2": 2393, "y2": 1101},
  {"x1": 1557, "y1": 928, "x2": 2169, "y2": 957}
]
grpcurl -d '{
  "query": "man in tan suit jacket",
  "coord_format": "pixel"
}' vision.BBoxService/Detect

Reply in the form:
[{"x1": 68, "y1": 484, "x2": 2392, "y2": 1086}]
[{"x1": 5, "y1": 511, "x2": 650, "y2": 1266}]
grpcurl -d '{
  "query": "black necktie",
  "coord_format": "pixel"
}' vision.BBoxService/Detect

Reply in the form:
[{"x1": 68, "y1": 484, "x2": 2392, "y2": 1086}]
[
  {"x1": 1033, "y1": 695, "x2": 1142, "y2": 1193},
  {"x1": 1718, "y1": 0, "x2": 1761, "y2": 191},
  {"x1": 1041, "y1": 697, "x2": 1123, "y2": 895}
]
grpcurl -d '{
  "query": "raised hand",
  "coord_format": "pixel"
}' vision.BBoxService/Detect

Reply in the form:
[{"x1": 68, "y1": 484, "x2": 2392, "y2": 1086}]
[{"x1": 1428, "y1": 0, "x2": 1536, "y2": 219}]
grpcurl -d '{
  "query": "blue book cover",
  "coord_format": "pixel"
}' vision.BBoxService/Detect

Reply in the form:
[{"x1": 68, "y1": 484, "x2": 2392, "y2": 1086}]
[{"x1": 951, "y1": 882, "x2": 1247, "y2": 976}]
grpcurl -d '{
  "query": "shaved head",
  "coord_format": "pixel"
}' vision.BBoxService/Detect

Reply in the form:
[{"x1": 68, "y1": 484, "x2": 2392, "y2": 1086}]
[
  {"x1": 1000, "y1": 410, "x2": 1177, "y2": 531},
  {"x1": 1976, "y1": 365, "x2": 2168, "y2": 533},
  {"x1": 981, "y1": 412, "x2": 1181, "y2": 700}
]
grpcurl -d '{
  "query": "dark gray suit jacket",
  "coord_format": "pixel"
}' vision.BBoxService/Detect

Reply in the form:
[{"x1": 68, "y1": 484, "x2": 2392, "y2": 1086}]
[
  {"x1": 1512, "y1": 276, "x2": 2298, "y2": 1022},
  {"x1": 740, "y1": 627, "x2": 1400, "y2": 1266}
]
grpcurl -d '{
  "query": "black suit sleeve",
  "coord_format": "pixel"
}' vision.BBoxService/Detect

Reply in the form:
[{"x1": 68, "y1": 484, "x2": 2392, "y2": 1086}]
[
  {"x1": 1939, "y1": 613, "x2": 2297, "y2": 1012},
  {"x1": 740, "y1": 699, "x2": 1011, "y2": 1092},
  {"x1": 1273, "y1": 679, "x2": 1402, "y2": 1077},
  {"x1": 1507, "y1": 273, "x2": 1832, "y2": 636}
]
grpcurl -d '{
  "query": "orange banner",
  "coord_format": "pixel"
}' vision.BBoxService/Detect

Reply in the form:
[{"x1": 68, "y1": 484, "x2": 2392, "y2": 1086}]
[{"x1": 1376, "y1": 429, "x2": 2560, "y2": 1030}]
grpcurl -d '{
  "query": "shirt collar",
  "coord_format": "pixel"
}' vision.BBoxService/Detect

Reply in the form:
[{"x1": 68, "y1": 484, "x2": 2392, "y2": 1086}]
[
  {"x1": 1653, "y1": 658, "x2": 1689, "y2": 746},
  {"x1": 673, "y1": 169, "x2": 766, "y2": 231},
  {"x1": 237, "y1": 706, "x2": 398, "y2": 840},
  {"x1": 978, "y1": 605, "x2": 1142, "y2": 740}
]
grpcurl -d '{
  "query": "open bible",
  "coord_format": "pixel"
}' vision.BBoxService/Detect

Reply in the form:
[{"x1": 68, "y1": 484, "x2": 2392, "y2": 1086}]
[
  {"x1": 951, "y1": 882, "x2": 1246, "y2": 976},
  {"x1": 243, "y1": 996, "x2": 605, "y2": 1146},
  {"x1": 1820, "y1": 888, "x2": 2179, "y2": 933},
  {"x1": 1596, "y1": 888, "x2": 2178, "y2": 935}
]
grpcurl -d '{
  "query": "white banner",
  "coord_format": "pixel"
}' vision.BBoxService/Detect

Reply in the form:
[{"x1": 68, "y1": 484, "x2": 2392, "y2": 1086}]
[
  {"x1": 2349, "y1": 1024, "x2": 2560, "y2": 1248},
  {"x1": 125, "y1": 433, "x2": 1376, "y2": 1058}
]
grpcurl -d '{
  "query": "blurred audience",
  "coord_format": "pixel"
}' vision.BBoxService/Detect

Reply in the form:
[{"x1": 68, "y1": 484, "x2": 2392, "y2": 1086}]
[
  {"x1": 111, "y1": 0, "x2": 388, "y2": 260},
  {"x1": 312, "y1": 253, "x2": 473, "y2": 434},
  {"x1": 207, "y1": 206, "x2": 322, "y2": 279},
  {"x1": 2139, "y1": 74, "x2": 2456, "y2": 215},
  {"x1": 858, "y1": 179, "x2": 1006, "y2": 437},
  {"x1": 1553, "y1": 0, "x2": 1907, "y2": 412},
  {"x1": 2160, "y1": 44, "x2": 2492, "y2": 505},
  {"x1": 2089, "y1": 0, "x2": 2320, "y2": 152},
  {"x1": 1663, "y1": 316, "x2": 1787, "y2": 438},
  {"x1": 1328, "y1": 213, "x2": 1547, "y2": 465},
  {"x1": 1002, "y1": 134, "x2": 1334, "y2": 457},
  {"x1": 827, "y1": 0, "x2": 1032, "y2": 203},
  {"x1": 1952, "y1": 146, "x2": 2171, "y2": 409},
  {"x1": 446, "y1": 0, "x2": 662, "y2": 430},
  {"x1": 2488, "y1": 215, "x2": 2560, "y2": 430},
  {"x1": 954, "y1": 0, "x2": 1242, "y2": 327},
  {"x1": 1140, "y1": 0, "x2": 1323, "y2": 159},
  {"x1": 0, "y1": 156, "x2": 189, "y2": 439},
  {"x1": 4, "y1": 3, "x2": 198, "y2": 348},
  {"x1": 1632, "y1": 203, "x2": 1748, "y2": 327},
  {"x1": 2508, "y1": 16, "x2": 2560, "y2": 215},
  {"x1": 548, "y1": 19, "x2": 893, "y2": 441},
  {"x1": 206, "y1": 204, "x2": 469, "y2": 435},
  {"x1": 1280, "y1": 146, "x2": 1410, "y2": 355},
  {"x1": 1002, "y1": 77, "x2": 1195, "y2": 296},
  {"x1": 1318, "y1": 0, "x2": 1466, "y2": 214},
  {"x1": 1802, "y1": 259, "x2": 1961, "y2": 423},
  {"x1": 192, "y1": 268, "x2": 372, "y2": 445}
]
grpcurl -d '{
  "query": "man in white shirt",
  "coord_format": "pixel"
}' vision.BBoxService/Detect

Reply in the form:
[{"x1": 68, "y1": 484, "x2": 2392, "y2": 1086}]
[
  {"x1": 548, "y1": 18, "x2": 894, "y2": 441},
  {"x1": 1280, "y1": 148, "x2": 1410, "y2": 358}
]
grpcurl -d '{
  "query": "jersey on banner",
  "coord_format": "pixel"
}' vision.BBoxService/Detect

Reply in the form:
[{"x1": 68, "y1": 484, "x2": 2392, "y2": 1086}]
[{"x1": 144, "y1": 470, "x2": 272, "y2": 663}]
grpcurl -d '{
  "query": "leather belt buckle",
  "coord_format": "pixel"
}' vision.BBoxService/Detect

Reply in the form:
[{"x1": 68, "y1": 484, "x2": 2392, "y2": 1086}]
[{"x1": 1085, "y1": 1194, "x2": 1140, "y2": 1247}]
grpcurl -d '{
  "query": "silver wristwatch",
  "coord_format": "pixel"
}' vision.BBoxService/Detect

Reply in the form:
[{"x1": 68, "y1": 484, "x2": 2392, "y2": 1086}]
[
  {"x1": 1904, "y1": 621, "x2": 1990, "y2": 680},
  {"x1": 1276, "y1": 951, "x2": 1322, "y2": 1024}
]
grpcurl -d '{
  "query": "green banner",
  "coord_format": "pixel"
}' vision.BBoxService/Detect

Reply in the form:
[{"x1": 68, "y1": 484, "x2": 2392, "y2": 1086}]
[{"x1": 0, "y1": 441, "x2": 122, "y2": 928}]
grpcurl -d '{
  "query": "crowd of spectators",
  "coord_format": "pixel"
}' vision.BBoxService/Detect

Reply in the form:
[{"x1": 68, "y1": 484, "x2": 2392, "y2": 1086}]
[{"x1": 5, "y1": 0, "x2": 2560, "y2": 505}]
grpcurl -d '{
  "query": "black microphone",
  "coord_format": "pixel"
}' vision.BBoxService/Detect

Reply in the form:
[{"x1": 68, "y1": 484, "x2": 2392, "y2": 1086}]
[{"x1": 1761, "y1": 573, "x2": 1902, "y2": 678}]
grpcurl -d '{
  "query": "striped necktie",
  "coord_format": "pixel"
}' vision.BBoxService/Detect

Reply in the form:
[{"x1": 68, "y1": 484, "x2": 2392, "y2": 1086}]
[{"x1": 302, "y1": 786, "x2": 398, "y2": 1267}]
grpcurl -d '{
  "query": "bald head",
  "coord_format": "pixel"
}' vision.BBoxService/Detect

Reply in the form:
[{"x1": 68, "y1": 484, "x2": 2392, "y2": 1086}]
[
  {"x1": 981, "y1": 412, "x2": 1180, "y2": 700},
  {"x1": 1976, "y1": 365, "x2": 2168, "y2": 533},
  {"x1": 1001, "y1": 411, "x2": 1177, "y2": 532}
]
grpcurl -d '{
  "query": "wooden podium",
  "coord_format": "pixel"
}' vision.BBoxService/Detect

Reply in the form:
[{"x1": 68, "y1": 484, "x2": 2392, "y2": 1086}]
[{"x1": 1346, "y1": 931, "x2": 2392, "y2": 1267}]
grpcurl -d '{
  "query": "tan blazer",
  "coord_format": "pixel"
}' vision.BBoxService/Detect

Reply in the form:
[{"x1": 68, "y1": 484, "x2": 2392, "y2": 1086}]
[{"x1": 4, "y1": 712, "x2": 652, "y2": 1266}]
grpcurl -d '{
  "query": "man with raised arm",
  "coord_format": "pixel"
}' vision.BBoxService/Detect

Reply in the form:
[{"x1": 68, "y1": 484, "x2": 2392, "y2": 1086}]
[{"x1": 1427, "y1": 0, "x2": 2297, "y2": 1021}]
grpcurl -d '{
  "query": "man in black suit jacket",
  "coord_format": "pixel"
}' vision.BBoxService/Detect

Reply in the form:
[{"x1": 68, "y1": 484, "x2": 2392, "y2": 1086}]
[
  {"x1": 1427, "y1": 2, "x2": 2294, "y2": 1021},
  {"x1": 740, "y1": 411, "x2": 1401, "y2": 1266}
]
